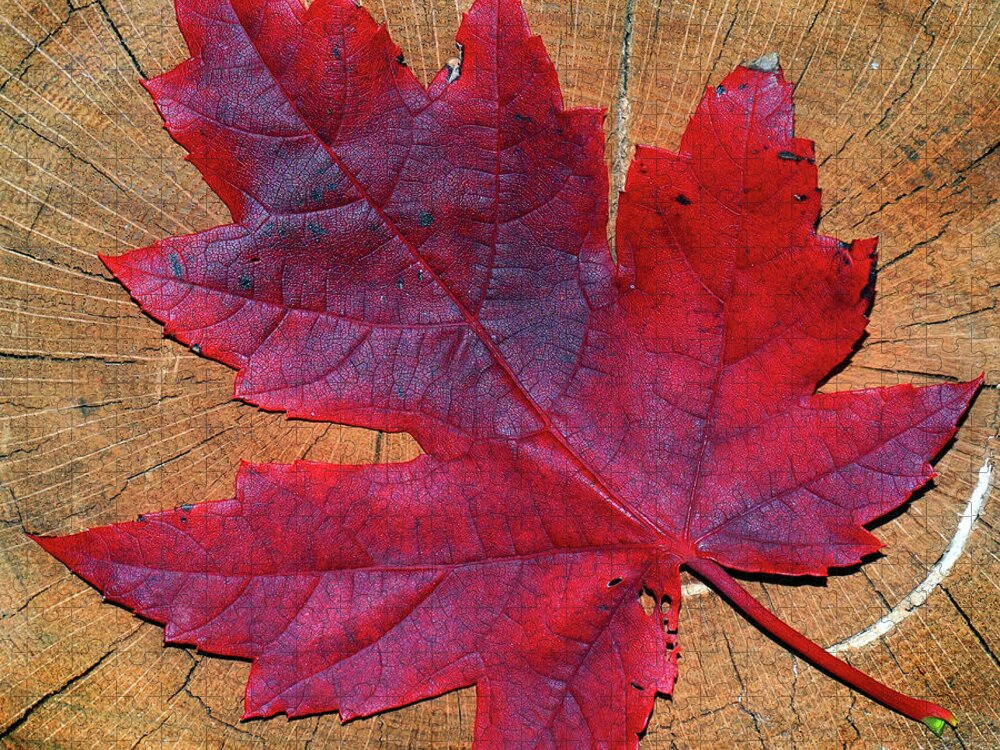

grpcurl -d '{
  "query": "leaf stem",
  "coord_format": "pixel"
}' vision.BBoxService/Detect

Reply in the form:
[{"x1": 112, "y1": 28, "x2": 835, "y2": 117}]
[{"x1": 686, "y1": 557, "x2": 957, "y2": 735}]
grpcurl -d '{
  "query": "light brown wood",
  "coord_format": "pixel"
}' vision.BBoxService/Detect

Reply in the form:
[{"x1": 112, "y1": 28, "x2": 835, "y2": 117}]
[{"x1": 0, "y1": 1, "x2": 997, "y2": 748}]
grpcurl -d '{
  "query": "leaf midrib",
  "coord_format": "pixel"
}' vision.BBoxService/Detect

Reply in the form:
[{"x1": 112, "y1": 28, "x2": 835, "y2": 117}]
[{"x1": 80, "y1": 532, "x2": 661, "y2": 576}]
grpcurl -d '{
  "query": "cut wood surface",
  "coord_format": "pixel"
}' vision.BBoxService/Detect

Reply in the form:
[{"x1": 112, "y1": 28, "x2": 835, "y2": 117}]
[{"x1": 0, "y1": 0, "x2": 997, "y2": 748}]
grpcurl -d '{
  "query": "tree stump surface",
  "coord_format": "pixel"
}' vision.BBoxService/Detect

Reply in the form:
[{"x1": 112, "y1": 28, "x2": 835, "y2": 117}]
[{"x1": 0, "y1": 0, "x2": 997, "y2": 748}]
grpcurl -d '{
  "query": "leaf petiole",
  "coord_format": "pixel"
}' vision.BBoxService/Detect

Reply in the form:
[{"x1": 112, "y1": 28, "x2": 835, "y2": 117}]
[{"x1": 687, "y1": 557, "x2": 957, "y2": 735}]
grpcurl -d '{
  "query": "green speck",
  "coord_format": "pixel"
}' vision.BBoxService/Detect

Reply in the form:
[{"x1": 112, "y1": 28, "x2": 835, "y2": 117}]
[
  {"x1": 922, "y1": 716, "x2": 953, "y2": 737},
  {"x1": 168, "y1": 252, "x2": 183, "y2": 278},
  {"x1": 418, "y1": 210, "x2": 434, "y2": 227},
  {"x1": 238, "y1": 274, "x2": 252, "y2": 291}
]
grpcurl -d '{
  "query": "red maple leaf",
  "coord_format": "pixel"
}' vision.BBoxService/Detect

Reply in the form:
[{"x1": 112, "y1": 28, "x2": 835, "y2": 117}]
[{"x1": 32, "y1": 0, "x2": 980, "y2": 746}]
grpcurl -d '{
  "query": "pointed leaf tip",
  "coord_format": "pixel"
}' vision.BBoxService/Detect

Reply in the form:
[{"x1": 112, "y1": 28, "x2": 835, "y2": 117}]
[
  {"x1": 98, "y1": 252, "x2": 122, "y2": 275},
  {"x1": 28, "y1": 533, "x2": 85, "y2": 572},
  {"x1": 28, "y1": 532, "x2": 71, "y2": 563},
  {"x1": 28, "y1": 532, "x2": 53, "y2": 552}
]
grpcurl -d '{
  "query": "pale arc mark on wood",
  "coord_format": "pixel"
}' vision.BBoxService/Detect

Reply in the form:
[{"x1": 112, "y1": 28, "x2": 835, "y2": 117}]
[
  {"x1": 679, "y1": 423, "x2": 995, "y2": 656},
  {"x1": 827, "y1": 439, "x2": 994, "y2": 654}
]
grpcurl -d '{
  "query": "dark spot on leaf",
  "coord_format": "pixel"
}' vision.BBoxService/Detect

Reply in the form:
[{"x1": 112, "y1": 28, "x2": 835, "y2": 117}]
[
  {"x1": 739, "y1": 83, "x2": 747, "y2": 90},
  {"x1": 606, "y1": 577, "x2": 622, "y2": 587},
  {"x1": 368, "y1": 221, "x2": 380, "y2": 232},
  {"x1": 675, "y1": 194, "x2": 692, "y2": 206},
  {"x1": 136, "y1": 514, "x2": 145, "y2": 523},
  {"x1": 238, "y1": 274, "x2": 252, "y2": 290},
  {"x1": 310, "y1": 187, "x2": 323, "y2": 202},
  {"x1": 396, "y1": 385, "x2": 406, "y2": 399},
  {"x1": 778, "y1": 151, "x2": 803, "y2": 161},
  {"x1": 418, "y1": 210, "x2": 434, "y2": 227},
  {"x1": 716, "y1": 85, "x2": 726, "y2": 96},
  {"x1": 169, "y1": 252, "x2": 183, "y2": 278},
  {"x1": 630, "y1": 682, "x2": 644, "y2": 690},
  {"x1": 396, "y1": 53, "x2": 406, "y2": 66},
  {"x1": 191, "y1": 344, "x2": 202, "y2": 355},
  {"x1": 513, "y1": 113, "x2": 531, "y2": 122},
  {"x1": 598, "y1": 604, "x2": 610, "y2": 611},
  {"x1": 307, "y1": 221, "x2": 329, "y2": 240},
  {"x1": 417, "y1": 269, "x2": 424, "y2": 281},
  {"x1": 793, "y1": 194, "x2": 807, "y2": 202},
  {"x1": 332, "y1": 46, "x2": 341, "y2": 60},
  {"x1": 860, "y1": 258, "x2": 878, "y2": 303},
  {"x1": 396, "y1": 278, "x2": 404, "y2": 290},
  {"x1": 180, "y1": 517, "x2": 188, "y2": 523},
  {"x1": 181, "y1": 504, "x2": 193, "y2": 512}
]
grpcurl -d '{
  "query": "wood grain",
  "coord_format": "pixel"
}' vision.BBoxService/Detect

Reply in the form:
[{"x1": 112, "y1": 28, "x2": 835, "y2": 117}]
[{"x1": 0, "y1": 1, "x2": 997, "y2": 748}]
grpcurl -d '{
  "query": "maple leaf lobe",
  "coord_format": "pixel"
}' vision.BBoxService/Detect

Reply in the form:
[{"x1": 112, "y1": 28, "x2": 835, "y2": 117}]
[{"x1": 36, "y1": 0, "x2": 979, "y2": 747}]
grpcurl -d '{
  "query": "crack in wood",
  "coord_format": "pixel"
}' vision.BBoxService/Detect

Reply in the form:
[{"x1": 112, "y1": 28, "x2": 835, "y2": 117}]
[
  {"x1": 0, "y1": 625, "x2": 140, "y2": 738},
  {"x1": 608, "y1": 0, "x2": 637, "y2": 257}
]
